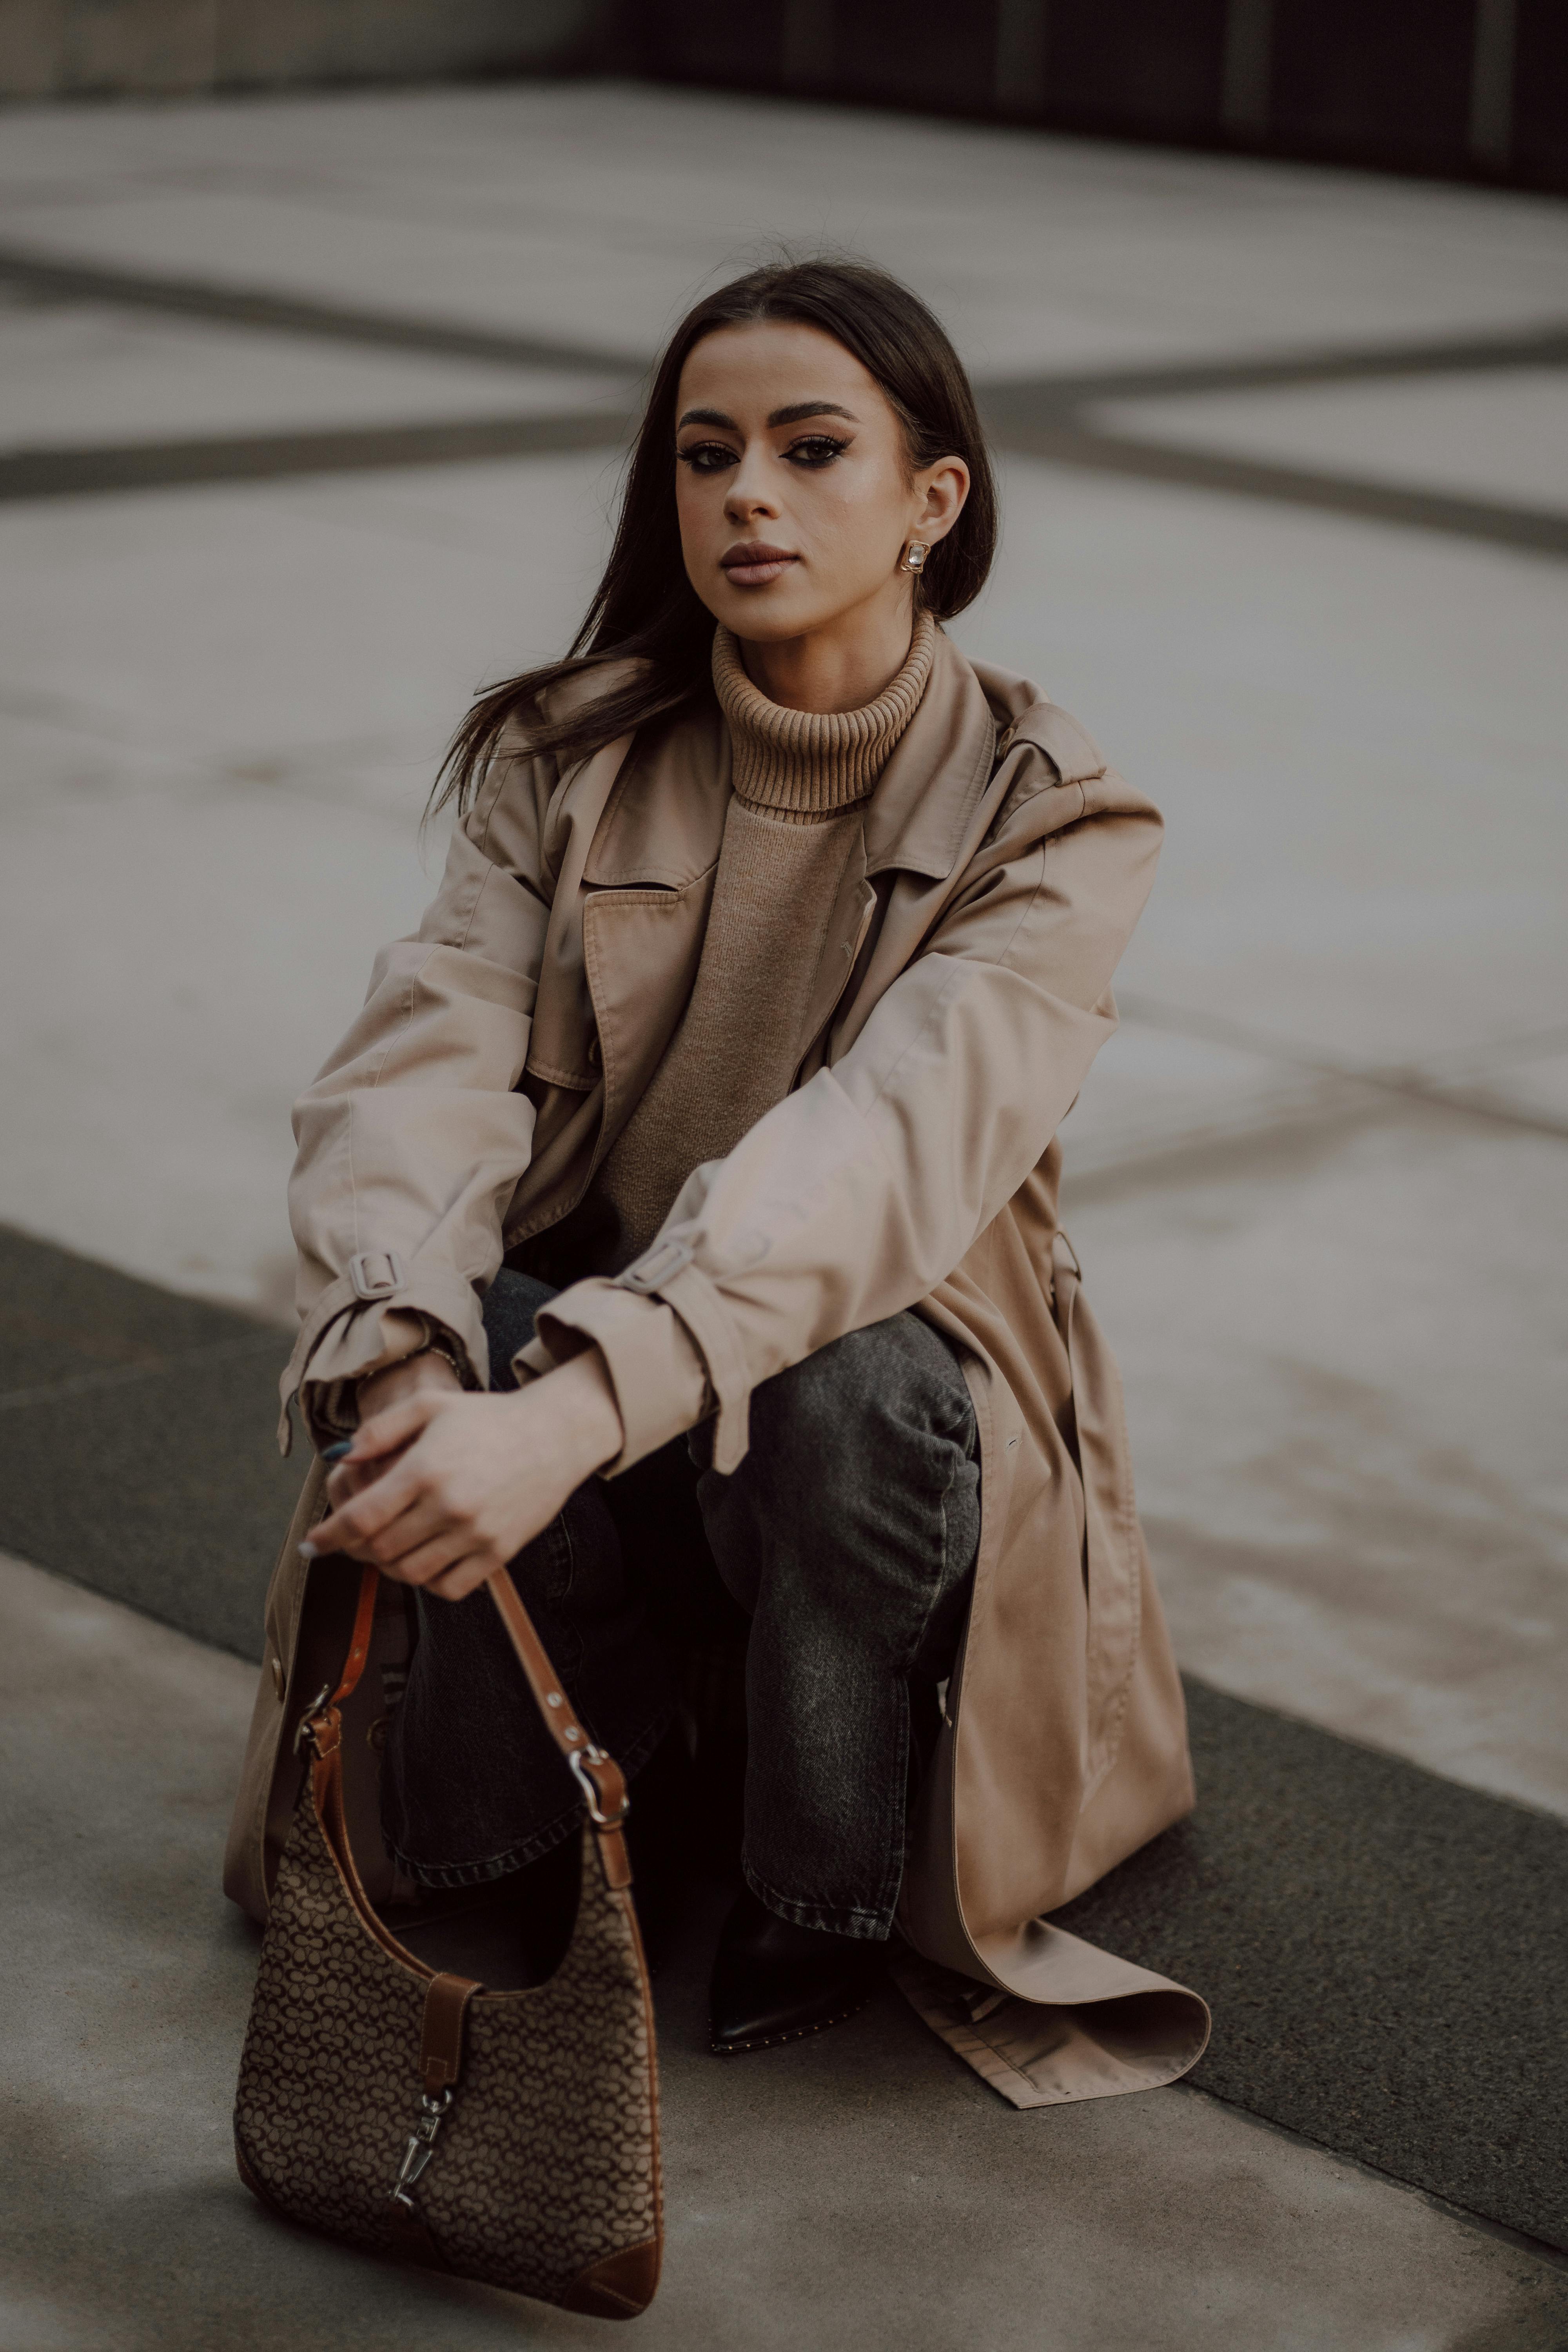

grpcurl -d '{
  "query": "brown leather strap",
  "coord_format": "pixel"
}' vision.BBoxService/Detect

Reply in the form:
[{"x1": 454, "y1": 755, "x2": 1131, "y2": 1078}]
[
  {"x1": 299, "y1": 1558, "x2": 634, "y2": 1886},
  {"x1": 484, "y1": 1568, "x2": 634, "y2": 1888},
  {"x1": 484, "y1": 1570, "x2": 628, "y2": 1816},
  {"x1": 330, "y1": 1564, "x2": 379, "y2": 1707},
  {"x1": 420, "y1": 1971, "x2": 478, "y2": 2096}
]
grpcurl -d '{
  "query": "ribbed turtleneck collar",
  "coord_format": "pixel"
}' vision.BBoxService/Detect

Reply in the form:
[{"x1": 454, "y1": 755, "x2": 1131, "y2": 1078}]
[{"x1": 711, "y1": 609, "x2": 936, "y2": 819}]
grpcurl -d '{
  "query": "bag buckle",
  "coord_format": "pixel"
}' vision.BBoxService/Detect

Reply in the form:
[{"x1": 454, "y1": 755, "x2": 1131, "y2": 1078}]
[
  {"x1": 571, "y1": 1746, "x2": 629, "y2": 1829},
  {"x1": 349, "y1": 1249, "x2": 405, "y2": 1302}
]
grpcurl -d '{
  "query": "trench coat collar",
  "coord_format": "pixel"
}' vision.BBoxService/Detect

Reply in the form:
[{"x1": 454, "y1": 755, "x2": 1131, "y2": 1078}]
[
  {"x1": 861, "y1": 623, "x2": 999, "y2": 880},
  {"x1": 583, "y1": 625, "x2": 1001, "y2": 890}
]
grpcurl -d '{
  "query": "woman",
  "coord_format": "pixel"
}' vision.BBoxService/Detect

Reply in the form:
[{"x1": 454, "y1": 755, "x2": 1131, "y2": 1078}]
[{"x1": 227, "y1": 259, "x2": 1207, "y2": 2099}]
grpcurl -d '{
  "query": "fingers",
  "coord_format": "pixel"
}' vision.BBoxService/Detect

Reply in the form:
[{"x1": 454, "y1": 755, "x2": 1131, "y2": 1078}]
[
  {"x1": 325, "y1": 1437, "x2": 415, "y2": 1509},
  {"x1": 311, "y1": 1452, "x2": 430, "y2": 1559},
  {"x1": 426, "y1": 1551, "x2": 497, "y2": 1603},
  {"x1": 348, "y1": 1393, "x2": 443, "y2": 1463},
  {"x1": 369, "y1": 1526, "x2": 478, "y2": 1590}
]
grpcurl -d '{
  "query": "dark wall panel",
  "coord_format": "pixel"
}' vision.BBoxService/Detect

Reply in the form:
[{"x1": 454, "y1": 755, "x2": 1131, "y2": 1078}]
[
  {"x1": 630, "y1": 0, "x2": 1568, "y2": 198},
  {"x1": 1044, "y1": 0, "x2": 1229, "y2": 138},
  {"x1": 831, "y1": 0, "x2": 1002, "y2": 115},
  {"x1": 1269, "y1": 0, "x2": 1478, "y2": 174},
  {"x1": 1510, "y1": 0, "x2": 1568, "y2": 189},
  {"x1": 636, "y1": 0, "x2": 790, "y2": 86}
]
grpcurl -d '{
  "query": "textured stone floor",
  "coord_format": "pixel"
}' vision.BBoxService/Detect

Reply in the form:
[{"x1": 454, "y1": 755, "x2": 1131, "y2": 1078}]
[
  {"x1": 1, "y1": 78, "x2": 1565, "y2": 2347},
  {"x1": 4, "y1": 1550, "x2": 1564, "y2": 2352}
]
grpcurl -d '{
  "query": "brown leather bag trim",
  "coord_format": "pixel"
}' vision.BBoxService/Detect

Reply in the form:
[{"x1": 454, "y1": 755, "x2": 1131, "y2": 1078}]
[
  {"x1": 234, "y1": 2129, "x2": 287, "y2": 2219},
  {"x1": 384, "y1": 2198, "x2": 451, "y2": 2272},
  {"x1": 419, "y1": 1970, "x2": 479, "y2": 2095},
  {"x1": 561, "y1": 2234, "x2": 663, "y2": 2319}
]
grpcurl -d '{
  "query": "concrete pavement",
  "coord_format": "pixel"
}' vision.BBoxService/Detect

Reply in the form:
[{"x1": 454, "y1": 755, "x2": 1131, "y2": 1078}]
[
  {"x1": 5, "y1": 1549, "x2": 1564, "y2": 2352},
  {"x1": 2, "y1": 78, "x2": 1566, "y2": 2343}
]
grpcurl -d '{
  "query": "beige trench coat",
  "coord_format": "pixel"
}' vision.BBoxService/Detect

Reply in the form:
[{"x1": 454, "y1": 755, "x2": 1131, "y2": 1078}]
[{"x1": 225, "y1": 627, "x2": 1209, "y2": 2105}]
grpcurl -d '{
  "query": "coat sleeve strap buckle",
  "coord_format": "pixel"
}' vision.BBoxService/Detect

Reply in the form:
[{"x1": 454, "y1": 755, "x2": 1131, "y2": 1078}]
[
  {"x1": 616, "y1": 1236, "x2": 694, "y2": 1296},
  {"x1": 349, "y1": 1249, "x2": 405, "y2": 1301}
]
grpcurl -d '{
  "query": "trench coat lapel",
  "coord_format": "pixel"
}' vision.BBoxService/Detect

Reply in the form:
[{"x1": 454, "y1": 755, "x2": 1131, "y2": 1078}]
[
  {"x1": 563, "y1": 637, "x2": 997, "y2": 1119},
  {"x1": 574, "y1": 698, "x2": 730, "y2": 1160}
]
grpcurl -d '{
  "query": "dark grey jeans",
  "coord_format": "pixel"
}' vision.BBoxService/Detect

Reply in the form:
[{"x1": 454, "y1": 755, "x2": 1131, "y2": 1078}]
[{"x1": 381, "y1": 1270, "x2": 980, "y2": 1940}]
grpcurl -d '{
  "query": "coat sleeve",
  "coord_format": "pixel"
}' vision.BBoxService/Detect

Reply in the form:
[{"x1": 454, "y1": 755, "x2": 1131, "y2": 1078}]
[
  {"x1": 523, "y1": 744, "x2": 1163, "y2": 1475},
  {"x1": 280, "y1": 749, "x2": 556, "y2": 1448}
]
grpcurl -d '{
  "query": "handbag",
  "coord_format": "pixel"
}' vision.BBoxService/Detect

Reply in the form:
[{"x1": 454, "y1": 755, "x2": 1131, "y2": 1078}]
[{"x1": 232, "y1": 1560, "x2": 662, "y2": 2319}]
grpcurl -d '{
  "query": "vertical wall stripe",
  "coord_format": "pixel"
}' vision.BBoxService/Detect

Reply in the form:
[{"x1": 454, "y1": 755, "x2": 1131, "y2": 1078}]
[
  {"x1": 996, "y1": 0, "x2": 1049, "y2": 116},
  {"x1": 783, "y1": 0, "x2": 837, "y2": 87},
  {"x1": 1469, "y1": 0, "x2": 1517, "y2": 165},
  {"x1": 1221, "y1": 0, "x2": 1275, "y2": 135}
]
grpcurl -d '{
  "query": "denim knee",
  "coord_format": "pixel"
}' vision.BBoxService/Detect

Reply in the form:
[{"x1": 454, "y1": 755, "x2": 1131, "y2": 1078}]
[
  {"x1": 744, "y1": 1312, "x2": 976, "y2": 1503},
  {"x1": 702, "y1": 1310, "x2": 980, "y2": 1640}
]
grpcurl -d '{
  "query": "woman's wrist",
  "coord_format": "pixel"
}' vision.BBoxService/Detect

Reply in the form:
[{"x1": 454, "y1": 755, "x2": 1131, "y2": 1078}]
[
  {"x1": 519, "y1": 1346, "x2": 625, "y2": 1479},
  {"x1": 356, "y1": 1345, "x2": 464, "y2": 1423}
]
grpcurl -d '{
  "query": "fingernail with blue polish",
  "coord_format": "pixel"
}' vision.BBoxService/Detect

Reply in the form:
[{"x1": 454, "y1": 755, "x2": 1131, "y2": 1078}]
[
  {"x1": 298, "y1": 1541, "x2": 318, "y2": 1561},
  {"x1": 321, "y1": 1440, "x2": 353, "y2": 1463}
]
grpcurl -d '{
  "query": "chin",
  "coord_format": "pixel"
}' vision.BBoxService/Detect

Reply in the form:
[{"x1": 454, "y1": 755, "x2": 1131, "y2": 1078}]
[{"x1": 708, "y1": 587, "x2": 826, "y2": 642}]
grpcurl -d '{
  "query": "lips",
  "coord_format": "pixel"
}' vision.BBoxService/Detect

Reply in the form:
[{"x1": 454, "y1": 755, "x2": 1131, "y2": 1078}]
[{"x1": 721, "y1": 541, "x2": 798, "y2": 587}]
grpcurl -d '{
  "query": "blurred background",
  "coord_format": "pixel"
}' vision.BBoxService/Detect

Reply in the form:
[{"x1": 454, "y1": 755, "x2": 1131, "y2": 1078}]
[
  {"x1": 2, "y1": 9, "x2": 1566, "y2": 2346},
  {"x1": 5, "y1": 0, "x2": 1566, "y2": 192}
]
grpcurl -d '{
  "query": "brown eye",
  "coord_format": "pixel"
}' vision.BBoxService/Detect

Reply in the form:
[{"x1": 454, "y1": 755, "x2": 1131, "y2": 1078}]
[
  {"x1": 786, "y1": 435, "x2": 849, "y2": 468},
  {"x1": 677, "y1": 441, "x2": 737, "y2": 474}
]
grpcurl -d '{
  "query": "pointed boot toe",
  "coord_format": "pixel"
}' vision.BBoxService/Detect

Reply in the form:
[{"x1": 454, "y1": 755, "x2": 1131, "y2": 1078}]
[{"x1": 708, "y1": 1884, "x2": 886, "y2": 2054}]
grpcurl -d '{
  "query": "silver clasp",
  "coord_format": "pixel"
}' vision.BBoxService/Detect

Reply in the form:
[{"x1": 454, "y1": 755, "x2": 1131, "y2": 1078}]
[
  {"x1": 570, "y1": 1744, "x2": 628, "y2": 1828},
  {"x1": 389, "y1": 2088, "x2": 452, "y2": 2210},
  {"x1": 291, "y1": 1685, "x2": 332, "y2": 1757}
]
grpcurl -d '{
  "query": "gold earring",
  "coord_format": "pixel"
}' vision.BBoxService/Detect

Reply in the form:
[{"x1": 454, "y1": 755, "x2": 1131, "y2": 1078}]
[{"x1": 900, "y1": 541, "x2": 930, "y2": 574}]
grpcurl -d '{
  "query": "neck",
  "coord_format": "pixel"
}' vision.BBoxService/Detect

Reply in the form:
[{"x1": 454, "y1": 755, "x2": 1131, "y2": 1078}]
[{"x1": 737, "y1": 583, "x2": 921, "y2": 714}]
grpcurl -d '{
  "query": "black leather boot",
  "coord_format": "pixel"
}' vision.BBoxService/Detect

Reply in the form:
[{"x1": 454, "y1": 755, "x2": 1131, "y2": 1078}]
[{"x1": 709, "y1": 1882, "x2": 886, "y2": 2053}]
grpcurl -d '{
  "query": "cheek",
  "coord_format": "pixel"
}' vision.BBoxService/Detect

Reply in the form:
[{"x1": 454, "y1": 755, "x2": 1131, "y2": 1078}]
[
  {"x1": 809, "y1": 467, "x2": 906, "y2": 565},
  {"x1": 674, "y1": 472, "x2": 703, "y2": 546}
]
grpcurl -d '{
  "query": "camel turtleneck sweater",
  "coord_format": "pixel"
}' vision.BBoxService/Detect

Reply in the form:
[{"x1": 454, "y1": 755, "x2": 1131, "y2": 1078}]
[{"x1": 588, "y1": 609, "x2": 936, "y2": 1272}]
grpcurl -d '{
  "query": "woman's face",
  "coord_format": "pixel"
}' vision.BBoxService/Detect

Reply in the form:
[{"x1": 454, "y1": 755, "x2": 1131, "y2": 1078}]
[{"x1": 673, "y1": 320, "x2": 969, "y2": 647}]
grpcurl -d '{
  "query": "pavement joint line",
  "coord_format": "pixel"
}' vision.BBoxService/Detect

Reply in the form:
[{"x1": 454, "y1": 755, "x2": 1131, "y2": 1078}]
[
  {"x1": 1117, "y1": 992, "x2": 1568, "y2": 1142},
  {"x1": 0, "y1": 1327, "x2": 285, "y2": 1414},
  {"x1": 5, "y1": 238, "x2": 1563, "y2": 401},
  {"x1": 986, "y1": 420, "x2": 1568, "y2": 559},
  {"x1": 979, "y1": 318, "x2": 1568, "y2": 407},
  {"x1": 2, "y1": 245, "x2": 1566, "y2": 555},
  {"x1": 4, "y1": 396, "x2": 1563, "y2": 561},
  {"x1": 0, "y1": 242, "x2": 648, "y2": 378},
  {"x1": 0, "y1": 407, "x2": 640, "y2": 501}
]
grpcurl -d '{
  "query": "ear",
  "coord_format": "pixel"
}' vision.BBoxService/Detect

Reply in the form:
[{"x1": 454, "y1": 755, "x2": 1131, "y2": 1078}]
[{"x1": 913, "y1": 456, "x2": 970, "y2": 547}]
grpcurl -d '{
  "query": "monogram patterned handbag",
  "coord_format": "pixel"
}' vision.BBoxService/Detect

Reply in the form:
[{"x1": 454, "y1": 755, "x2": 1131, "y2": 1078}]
[{"x1": 232, "y1": 1563, "x2": 662, "y2": 2319}]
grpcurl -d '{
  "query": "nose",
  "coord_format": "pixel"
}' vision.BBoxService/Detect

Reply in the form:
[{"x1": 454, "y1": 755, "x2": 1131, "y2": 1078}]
[{"x1": 723, "y1": 445, "x2": 780, "y2": 526}]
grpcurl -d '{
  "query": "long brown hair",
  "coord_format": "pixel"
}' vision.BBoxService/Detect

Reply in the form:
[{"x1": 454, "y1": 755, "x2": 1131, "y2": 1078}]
[{"x1": 430, "y1": 258, "x2": 998, "y2": 816}]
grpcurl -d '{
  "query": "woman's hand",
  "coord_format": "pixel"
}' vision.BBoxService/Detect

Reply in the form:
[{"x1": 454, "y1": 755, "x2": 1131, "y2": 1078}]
[{"x1": 307, "y1": 1350, "x2": 624, "y2": 1601}]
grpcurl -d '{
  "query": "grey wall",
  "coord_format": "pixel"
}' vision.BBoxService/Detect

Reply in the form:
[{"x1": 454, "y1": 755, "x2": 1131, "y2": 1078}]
[{"x1": 0, "y1": 0, "x2": 600, "y2": 99}]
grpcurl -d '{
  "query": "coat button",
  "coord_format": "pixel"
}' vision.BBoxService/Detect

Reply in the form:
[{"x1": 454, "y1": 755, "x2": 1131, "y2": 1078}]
[
  {"x1": 270, "y1": 1656, "x2": 286, "y2": 1701},
  {"x1": 587, "y1": 1034, "x2": 602, "y2": 1069}
]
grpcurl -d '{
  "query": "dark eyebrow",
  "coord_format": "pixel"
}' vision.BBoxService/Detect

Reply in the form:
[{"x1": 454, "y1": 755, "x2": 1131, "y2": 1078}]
[
  {"x1": 675, "y1": 400, "x2": 860, "y2": 432},
  {"x1": 767, "y1": 401, "x2": 858, "y2": 427}
]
